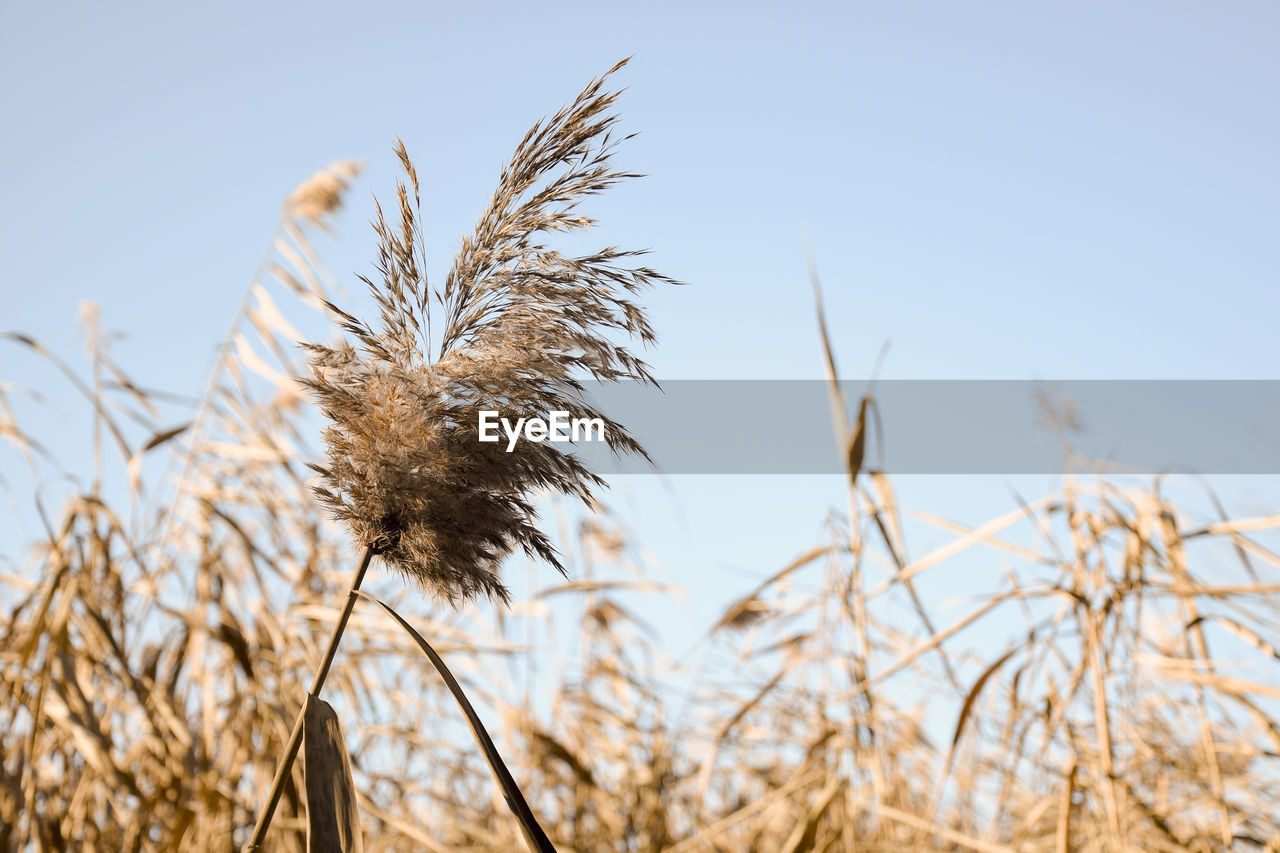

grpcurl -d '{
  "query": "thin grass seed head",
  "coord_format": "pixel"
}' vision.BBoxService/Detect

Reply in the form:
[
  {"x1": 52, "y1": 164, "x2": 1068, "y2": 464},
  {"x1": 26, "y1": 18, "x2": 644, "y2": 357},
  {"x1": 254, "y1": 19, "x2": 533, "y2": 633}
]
[{"x1": 304, "y1": 59, "x2": 676, "y2": 605}]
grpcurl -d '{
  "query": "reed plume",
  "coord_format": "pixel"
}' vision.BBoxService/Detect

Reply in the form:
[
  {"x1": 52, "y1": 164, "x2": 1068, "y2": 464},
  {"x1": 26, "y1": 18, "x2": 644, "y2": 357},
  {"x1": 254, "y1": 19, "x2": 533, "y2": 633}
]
[{"x1": 305, "y1": 57, "x2": 675, "y2": 604}]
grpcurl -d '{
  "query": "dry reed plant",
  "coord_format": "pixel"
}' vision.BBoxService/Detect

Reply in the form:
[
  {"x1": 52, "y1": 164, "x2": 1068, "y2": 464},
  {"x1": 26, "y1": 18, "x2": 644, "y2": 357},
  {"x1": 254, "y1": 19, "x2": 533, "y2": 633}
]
[
  {"x1": 246, "y1": 58, "x2": 675, "y2": 849},
  {"x1": 4, "y1": 68, "x2": 1280, "y2": 853}
]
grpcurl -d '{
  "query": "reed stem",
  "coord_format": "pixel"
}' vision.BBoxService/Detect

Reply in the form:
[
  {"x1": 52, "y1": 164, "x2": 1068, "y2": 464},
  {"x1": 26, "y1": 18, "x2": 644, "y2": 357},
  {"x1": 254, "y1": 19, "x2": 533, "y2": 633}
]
[{"x1": 244, "y1": 545, "x2": 374, "y2": 851}]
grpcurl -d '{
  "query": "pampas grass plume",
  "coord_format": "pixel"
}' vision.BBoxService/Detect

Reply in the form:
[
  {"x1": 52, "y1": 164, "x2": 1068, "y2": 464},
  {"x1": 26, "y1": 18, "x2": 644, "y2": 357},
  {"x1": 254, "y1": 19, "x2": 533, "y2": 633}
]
[{"x1": 304, "y1": 58, "x2": 676, "y2": 605}]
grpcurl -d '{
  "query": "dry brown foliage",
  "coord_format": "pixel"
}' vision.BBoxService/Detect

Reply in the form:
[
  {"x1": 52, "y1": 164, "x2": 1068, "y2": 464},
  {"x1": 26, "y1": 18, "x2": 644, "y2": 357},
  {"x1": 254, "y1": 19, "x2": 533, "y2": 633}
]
[{"x1": 3, "y1": 64, "x2": 1279, "y2": 853}]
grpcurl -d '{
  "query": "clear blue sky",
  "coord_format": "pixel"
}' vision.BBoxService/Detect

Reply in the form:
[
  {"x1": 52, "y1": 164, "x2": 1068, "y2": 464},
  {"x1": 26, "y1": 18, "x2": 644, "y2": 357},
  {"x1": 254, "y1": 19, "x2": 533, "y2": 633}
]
[{"x1": 3, "y1": 2, "x2": 1279, "y2": 663}]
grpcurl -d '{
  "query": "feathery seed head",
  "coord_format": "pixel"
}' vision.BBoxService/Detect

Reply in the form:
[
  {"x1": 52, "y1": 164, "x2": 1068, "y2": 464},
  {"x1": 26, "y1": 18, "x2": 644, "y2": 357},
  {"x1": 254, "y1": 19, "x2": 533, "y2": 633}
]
[
  {"x1": 305, "y1": 59, "x2": 676, "y2": 605},
  {"x1": 284, "y1": 160, "x2": 365, "y2": 229}
]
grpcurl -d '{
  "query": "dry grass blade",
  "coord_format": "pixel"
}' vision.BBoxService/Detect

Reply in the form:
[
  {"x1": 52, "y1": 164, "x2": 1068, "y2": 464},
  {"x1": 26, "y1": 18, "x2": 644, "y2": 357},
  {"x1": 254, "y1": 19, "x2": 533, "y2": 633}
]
[
  {"x1": 871, "y1": 497, "x2": 1054, "y2": 595},
  {"x1": 356, "y1": 591, "x2": 557, "y2": 853},
  {"x1": 872, "y1": 802, "x2": 1017, "y2": 853},
  {"x1": 949, "y1": 647, "x2": 1020, "y2": 760},
  {"x1": 1055, "y1": 761, "x2": 1077, "y2": 853},
  {"x1": 663, "y1": 770, "x2": 825, "y2": 853},
  {"x1": 779, "y1": 775, "x2": 842, "y2": 853},
  {"x1": 710, "y1": 544, "x2": 828, "y2": 634},
  {"x1": 304, "y1": 694, "x2": 364, "y2": 853},
  {"x1": 1, "y1": 331, "x2": 134, "y2": 472},
  {"x1": 0, "y1": 382, "x2": 55, "y2": 473},
  {"x1": 807, "y1": 262, "x2": 862, "y2": 480}
]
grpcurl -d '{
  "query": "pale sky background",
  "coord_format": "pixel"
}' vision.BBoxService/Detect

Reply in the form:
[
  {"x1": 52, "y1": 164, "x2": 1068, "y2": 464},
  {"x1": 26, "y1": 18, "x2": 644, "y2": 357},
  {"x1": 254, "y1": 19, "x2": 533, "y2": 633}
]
[{"x1": 3, "y1": 2, "x2": 1279, "y2": 668}]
